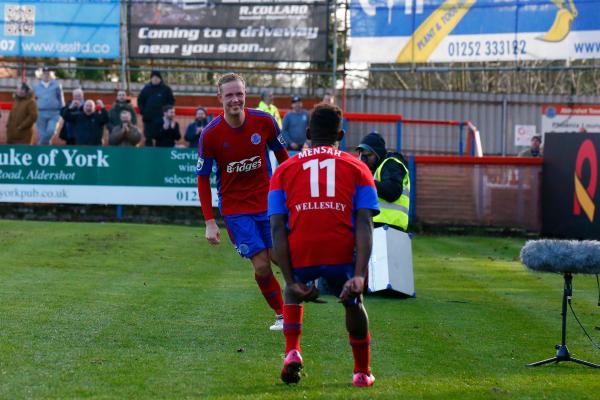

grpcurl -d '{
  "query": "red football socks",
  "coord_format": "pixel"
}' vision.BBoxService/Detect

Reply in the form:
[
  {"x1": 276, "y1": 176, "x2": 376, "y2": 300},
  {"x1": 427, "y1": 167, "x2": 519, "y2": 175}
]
[
  {"x1": 349, "y1": 333, "x2": 372, "y2": 374},
  {"x1": 283, "y1": 304, "x2": 303, "y2": 353},
  {"x1": 254, "y1": 272, "x2": 284, "y2": 315}
]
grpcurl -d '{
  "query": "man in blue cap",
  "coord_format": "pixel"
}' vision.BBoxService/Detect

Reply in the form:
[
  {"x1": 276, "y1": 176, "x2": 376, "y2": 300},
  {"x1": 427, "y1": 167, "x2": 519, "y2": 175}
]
[
  {"x1": 356, "y1": 132, "x2": 410, "y2": 231},
  {"x1": 281, "y1": 95, "x2": 309, "y2": 153}
]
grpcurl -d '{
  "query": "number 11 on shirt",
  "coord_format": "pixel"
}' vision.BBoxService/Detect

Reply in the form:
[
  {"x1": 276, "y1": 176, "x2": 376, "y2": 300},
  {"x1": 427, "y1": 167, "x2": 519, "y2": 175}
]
[{"x1": 303, "y1": 158, "x2": 336, "y2": 198}]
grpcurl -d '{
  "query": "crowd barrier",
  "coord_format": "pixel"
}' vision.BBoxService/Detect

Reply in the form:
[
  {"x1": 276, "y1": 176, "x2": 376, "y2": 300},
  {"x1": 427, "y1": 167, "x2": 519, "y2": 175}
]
[
  {"x1": 0, "y1": 144, "x2": 542, "y2": 231},
  {"x1": 1, "y1": 104, "x2": 541, "y2": 230},
  {"x1": 0, "y1": 145, "x2": 216, "y2": 207},
  {"x1": 0, "y1": 104, "x2": 482, "y2": 156}
]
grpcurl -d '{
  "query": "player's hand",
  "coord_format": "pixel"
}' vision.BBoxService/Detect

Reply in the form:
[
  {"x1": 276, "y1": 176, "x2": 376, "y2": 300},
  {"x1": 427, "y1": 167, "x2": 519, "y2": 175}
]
[
  {"x1": 205, "y1": 219, "x2": 221, "y2": 245},
  {"x1": 286, "y1": 282, "x2": 323, "y2": 303},
  {"x1": 339, "y1": 277, "x2": 365, "y2": 302}
]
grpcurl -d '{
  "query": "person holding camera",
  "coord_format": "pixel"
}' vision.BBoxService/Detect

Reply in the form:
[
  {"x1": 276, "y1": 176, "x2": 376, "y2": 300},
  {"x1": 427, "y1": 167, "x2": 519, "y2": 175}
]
[
  {"x1": 109, "y1": 110, "x2": 142, "y2": 147},
  {"x1": 61, "y1": 99, "x2": 108, "y2": 146},
  {"x1": 153, "y1": 105, "x2": 180, "y2": 147},
  {"x1": 55, "y1": 88, "x2": 86, "y2": 145}
]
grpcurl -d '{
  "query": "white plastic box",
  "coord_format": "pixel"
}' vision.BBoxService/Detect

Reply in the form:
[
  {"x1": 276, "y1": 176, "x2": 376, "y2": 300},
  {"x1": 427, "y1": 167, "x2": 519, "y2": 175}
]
[{"x1": 367, "y1": 226, "x2": 415, "y2": 297}]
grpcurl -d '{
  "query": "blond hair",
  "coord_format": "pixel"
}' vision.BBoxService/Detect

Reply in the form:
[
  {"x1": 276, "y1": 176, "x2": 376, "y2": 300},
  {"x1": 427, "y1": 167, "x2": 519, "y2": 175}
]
[{"x1": 217, "y1": 73, "x2": 245, "y2": 93}]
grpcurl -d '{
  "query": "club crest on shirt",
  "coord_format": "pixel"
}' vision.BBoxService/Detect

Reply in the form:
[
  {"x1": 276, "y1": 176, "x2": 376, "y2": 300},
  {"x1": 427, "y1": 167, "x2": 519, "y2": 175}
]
[{"x1": 251, "y1": 133, "x2": 261, "y2": 145}]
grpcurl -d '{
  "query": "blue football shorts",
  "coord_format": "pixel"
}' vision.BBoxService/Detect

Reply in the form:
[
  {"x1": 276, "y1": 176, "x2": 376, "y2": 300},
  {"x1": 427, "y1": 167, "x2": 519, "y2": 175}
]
[
  {"x1": 293, "y1": 263, "x2": 360, "y2": 305},
  {"x1": 223, "y1": 212, "x2": 272, "y2": 258}
]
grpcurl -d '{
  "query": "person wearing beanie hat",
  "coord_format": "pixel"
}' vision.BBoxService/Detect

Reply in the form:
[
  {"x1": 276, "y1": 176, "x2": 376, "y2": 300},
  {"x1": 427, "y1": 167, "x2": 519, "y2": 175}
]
[
  {"x1": 356, "y1": 132, "x2": 388, "y2": 166},
  {"x1": 356, "y1": 131, "x2": 411, "y2": 231},
  {"x1": 138, "y1": 69, "x2": 175, "y2": 146},
  {"x1": 150, "y1": 70, "x2": 163, "y2": 80}
]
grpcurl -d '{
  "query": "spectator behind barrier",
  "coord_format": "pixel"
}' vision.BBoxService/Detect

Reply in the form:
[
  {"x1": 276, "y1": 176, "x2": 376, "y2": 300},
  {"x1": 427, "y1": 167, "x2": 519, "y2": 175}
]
[
  {"x1": 257, "y1": 89, "x2": 282, "y2": 127},
  {"x1": 322, "y1": 91, "x2": 336, "y2": 105},
  {"x1": 519, "y1": 135, "x2": 543, "y2": 157},
  {"x1": 357, "y1": 132, "x2": 410, "y2": 232},
  {"x1": 184, "y1": 106, "x2": 210, "y2": 148},
  {"x1": 153, "y1": 104, "x2": 180, "y2": 147},
  {"x1": 6, "y1": 82, "x2": 38, "y2": 145},
  {"x1": 55, "y1": 88, "x2": 85, "y2": 145},
  {"x1": 33, "y1": 66, "x2": 64, "y2": 145},
  {"x1": 61, "y1": 99, "x2": 108, "y2": 146},
  {"x1": 108, "y1": 90, "x2": 137, "y2": 133},
  {"x1": 109, "y1": 109, "x2": 142, "y2": 147},
  {"x1": 138, "y1": 70, "x2": 175, "y2": 147},
  {"x1": 281, "y1": 95, "x2": 309, "y2": 152}
]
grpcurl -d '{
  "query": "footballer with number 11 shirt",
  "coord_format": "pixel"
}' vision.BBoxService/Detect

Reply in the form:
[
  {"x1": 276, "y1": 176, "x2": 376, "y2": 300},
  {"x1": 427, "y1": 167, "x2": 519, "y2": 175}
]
[
  {"x1": 269, "y1": 103, "x2": 379, "y2": 387},
  {"x1": 195, "y1": 73, "x2": 289, "y2": 331}
]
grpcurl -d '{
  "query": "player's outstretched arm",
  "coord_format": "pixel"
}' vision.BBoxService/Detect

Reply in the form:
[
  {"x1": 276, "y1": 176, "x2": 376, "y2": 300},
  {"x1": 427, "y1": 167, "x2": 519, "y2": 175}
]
[
  {"x1": 340, "y1": 208, "x2": 374, "y2": 302},
  {"x1": 197, "y1": 175, "x2": 220, "y2": 245}
]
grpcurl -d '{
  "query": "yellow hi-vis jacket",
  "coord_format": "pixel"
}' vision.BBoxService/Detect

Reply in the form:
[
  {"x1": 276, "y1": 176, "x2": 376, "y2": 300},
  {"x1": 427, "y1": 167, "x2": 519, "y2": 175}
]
[
  {"x1": 257, "y1": 101, "x2": 282, "y2": 128},
  {"x1": 373, "y1": 156, "x2": 410, "y2": 230}
]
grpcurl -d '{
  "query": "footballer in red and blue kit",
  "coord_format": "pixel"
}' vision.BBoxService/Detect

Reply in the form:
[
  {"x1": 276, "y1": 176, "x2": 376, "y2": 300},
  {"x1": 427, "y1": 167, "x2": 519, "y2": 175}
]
[
  {"x1": 267, "y1": 145, "x2": 380, "y2": 293},
  {"x1": 196, "y1": 108, "x2": 288, "y2": 258}
]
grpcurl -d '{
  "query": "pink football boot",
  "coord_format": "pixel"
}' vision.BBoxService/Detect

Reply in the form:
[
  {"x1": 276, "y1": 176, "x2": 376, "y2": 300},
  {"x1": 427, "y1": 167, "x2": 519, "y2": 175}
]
[
  {"x1": 352, "y1": 372, "x2": 375, "y2": 387},
  {"x1": 281, "y1": 349, "x2": 303, "y2": 384}
]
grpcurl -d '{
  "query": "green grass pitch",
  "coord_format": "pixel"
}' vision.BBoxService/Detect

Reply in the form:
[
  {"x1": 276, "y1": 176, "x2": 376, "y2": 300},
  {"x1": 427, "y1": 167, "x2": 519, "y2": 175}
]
[{"x1": 1, "y1": 219, "x2": 600, "y2": 399}]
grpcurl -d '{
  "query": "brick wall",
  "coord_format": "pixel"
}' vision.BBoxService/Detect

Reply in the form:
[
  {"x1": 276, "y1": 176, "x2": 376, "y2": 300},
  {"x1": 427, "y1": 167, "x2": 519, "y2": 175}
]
[{"x1": 415, "y1": 162, "x2": 542, "y2": 231}]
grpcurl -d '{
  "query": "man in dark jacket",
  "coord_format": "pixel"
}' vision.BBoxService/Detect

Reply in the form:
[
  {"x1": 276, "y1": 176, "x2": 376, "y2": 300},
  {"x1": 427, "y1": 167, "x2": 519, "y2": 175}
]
[
  {"x1": 153, "y1": 105, "x2": 180, "y2": 147},
  {"x1": 138, "y1": 70, "x2": 175, "y2": 147},
  {"x1": 62, "y1": 99, "x2": 109, "y2": 146},
  {"x1": 58, "y1": 88, "x2": 85, "y2": 145},
  {"x1": 184, "y1": 106, "x2": 209, "y2": 148},
  {"x1": 357, "y1": 131, "x2": 410, "y2": 231},
  {"x1": 108, "y1": 90, "x2": 137, "y2": 132}
]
